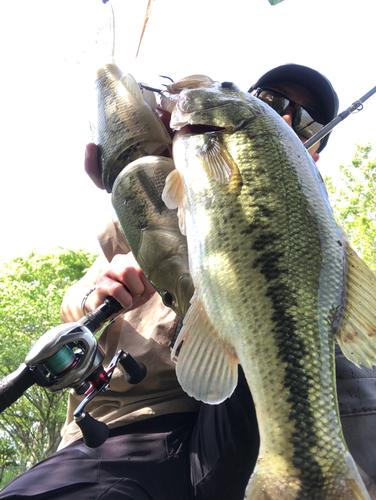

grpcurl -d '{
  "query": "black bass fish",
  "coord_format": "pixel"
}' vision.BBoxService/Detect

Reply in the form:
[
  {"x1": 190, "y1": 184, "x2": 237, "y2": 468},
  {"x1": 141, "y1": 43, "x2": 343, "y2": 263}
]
[
  {"x1": 112, "y1": 156, "x2": 193, "y2": 319},
  {"x1": 161, "y1": 80, "x2": 376, "y2": 499},
  {"x1": 96, "y1": 63, "x2": 171, "y2": 192},
  {"x1": 109, "y1": 76, "x2": 217, "y2": 317}
]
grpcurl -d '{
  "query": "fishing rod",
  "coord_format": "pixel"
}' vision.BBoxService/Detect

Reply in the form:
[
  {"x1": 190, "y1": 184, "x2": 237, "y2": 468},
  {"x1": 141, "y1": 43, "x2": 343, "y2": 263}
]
[{"x1": 304, "y1": 85, "x2": 376, "y2": 151}]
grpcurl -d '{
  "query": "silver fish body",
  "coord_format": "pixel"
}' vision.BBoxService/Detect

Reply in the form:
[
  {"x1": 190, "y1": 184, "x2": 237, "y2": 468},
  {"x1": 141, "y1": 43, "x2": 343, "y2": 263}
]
[
  {"x1": 112, "y1": 156, "x2": 193, "y2": 319},
  {"x1": 162, "y1": 81, "x2": 375, "y2": 499},
  {"x1": 96, "y1": 63, "x2": 171, "y2": 192}
]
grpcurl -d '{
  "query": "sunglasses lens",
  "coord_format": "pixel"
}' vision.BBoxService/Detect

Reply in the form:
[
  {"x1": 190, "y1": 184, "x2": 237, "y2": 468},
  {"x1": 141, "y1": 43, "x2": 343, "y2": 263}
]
[
  {"x1": 255, "y1": 88, "x2": 324, "y2": 140},
  {"x1": 294, "y1": 109, "x2": 323, "y2": 139},
  {"x1": 256, "y1": 90, "x2": 291, "y2": 115}
]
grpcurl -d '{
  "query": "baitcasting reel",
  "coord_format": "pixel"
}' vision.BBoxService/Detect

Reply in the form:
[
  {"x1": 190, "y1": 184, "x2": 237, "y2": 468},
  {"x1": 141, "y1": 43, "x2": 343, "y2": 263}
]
[{"x1": 0, "y1": 296, "x2": 147, "y2": 448}]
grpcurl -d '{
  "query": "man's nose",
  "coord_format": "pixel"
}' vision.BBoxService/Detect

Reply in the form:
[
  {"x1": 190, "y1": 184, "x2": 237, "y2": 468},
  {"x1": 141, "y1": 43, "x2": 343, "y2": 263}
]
[{"x1": 281, "y1": 108, "x2": 294, "y2": 128}]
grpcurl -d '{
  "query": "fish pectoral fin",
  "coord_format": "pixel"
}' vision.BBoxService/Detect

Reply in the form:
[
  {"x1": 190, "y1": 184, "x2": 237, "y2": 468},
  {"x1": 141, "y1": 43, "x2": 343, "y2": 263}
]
[
  {"x1": 162, "y1": 170, "x2": 187, "y2": 234},
  {"x1": 177, "y1": 208, "x2": 187, "y2": 235},
  {"x1": 162, "y1": 169, "x2": 184, "y2": 209},
  {"x1": 120, "y1": 73, "x2": 145, "y2": 106},
  {"x1": 171, "y1": 293, "x2": 238, "y2": 404},
  {"x1": 336, "y1": 241, "x2": 376, "y2": 368},
  {"x1": 196, "y1": 136, "x2": 236, "y2": 184}
]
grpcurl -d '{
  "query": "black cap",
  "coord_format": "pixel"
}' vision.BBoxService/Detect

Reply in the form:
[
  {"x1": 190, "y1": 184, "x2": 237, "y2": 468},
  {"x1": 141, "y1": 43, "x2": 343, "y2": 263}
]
[{"x1": 248, "y1": 64, "x2": 339, "y2": 153}]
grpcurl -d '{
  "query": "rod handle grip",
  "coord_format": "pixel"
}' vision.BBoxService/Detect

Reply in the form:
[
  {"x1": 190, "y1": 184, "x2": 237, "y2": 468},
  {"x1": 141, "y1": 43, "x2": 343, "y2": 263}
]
[
  {"x1": 0, "y1": 364, "x2": 35, "y2": 414},
  {"x1": 83, "y1": 296, "x2": 123, "y2": 333}
]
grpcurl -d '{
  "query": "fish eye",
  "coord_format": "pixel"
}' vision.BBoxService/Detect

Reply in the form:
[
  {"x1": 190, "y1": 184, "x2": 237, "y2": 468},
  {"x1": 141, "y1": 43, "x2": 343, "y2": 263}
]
[
  {"x1": 221, "y1": 81, "x2": 234, "y2": 88},
  {"x1": 162, "y1": 291, "x2": 175, "y2": 308}
]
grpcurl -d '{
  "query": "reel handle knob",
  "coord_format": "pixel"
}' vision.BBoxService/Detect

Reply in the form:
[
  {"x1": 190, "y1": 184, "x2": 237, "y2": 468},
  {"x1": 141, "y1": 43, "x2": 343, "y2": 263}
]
[
  {"x1": 119, "y1": 353, "x2": 147, "y2": 385},
  {"x1": 74, "y1": 411, "x2": 109, "y2": 448}
]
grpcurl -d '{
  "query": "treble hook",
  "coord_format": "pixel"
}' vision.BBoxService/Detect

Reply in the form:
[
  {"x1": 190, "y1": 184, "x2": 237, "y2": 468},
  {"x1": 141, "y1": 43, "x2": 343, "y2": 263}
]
[
  {"x1": 139, "y1": 83, "x2": 163, "y2": 94},
  {"x1": 159, "y1": 75, "x2": 174, "y2": 83}
]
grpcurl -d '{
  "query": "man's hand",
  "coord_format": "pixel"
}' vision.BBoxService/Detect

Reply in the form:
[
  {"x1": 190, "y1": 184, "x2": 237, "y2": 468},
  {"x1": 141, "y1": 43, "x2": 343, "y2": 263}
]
[
  {"x1": 84, "y1": 254, "x2": 156, "y2": 314},
  {"x1": 85, "y1": 143, "x2": 105, "y2": 190}
]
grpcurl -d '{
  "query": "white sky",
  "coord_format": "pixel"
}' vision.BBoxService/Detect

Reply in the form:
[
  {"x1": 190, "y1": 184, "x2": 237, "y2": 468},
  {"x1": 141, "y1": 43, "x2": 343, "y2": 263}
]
[{"x1": 0, "y1": 0, "x2": 375, "y2": 263}]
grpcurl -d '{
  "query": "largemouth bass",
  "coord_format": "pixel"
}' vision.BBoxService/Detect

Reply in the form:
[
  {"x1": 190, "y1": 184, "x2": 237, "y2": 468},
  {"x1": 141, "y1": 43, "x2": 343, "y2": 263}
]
[
  {"x1": 112, "y1": 156, "x2": 194, "y2": 319},
  {"x1": 96, "y1": 63, "x2": 171, "y2": 192},
  {"x1": 108, "y1": 76, "x2": 214, "y2": 318},
  {"x1": 162, "y1": 81, "x2": 376, "y2": 499}
]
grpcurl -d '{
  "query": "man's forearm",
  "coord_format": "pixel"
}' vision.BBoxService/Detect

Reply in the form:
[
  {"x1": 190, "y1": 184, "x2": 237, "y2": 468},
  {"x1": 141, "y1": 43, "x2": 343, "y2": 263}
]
[{"x1": 60, "y1": 257, "x2": 104, "y2": 322}]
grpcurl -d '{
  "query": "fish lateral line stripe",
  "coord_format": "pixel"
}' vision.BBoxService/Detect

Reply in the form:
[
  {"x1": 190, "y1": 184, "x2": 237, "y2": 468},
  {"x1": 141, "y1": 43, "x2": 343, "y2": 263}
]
[{"x1": 250, "y1": 222, "x2": 324, "y2": 486}]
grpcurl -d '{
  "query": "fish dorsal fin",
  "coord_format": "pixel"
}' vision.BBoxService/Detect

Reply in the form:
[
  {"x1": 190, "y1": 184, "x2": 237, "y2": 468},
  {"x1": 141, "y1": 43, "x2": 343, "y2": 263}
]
[
  {"x1": 171, "y1": 292, "x2": 239, "y2": 403},
  {"x1": 120, "y1": 73, "x2": 145, "y2": 105},
  {"x1": 197, "y1": 136, "x2": 236, "y2": 184},
  {"x1": 336, "y1": 241, "x2": 376, "y2": 368},
  {"x1": 162, "y1": 169, "x2": 184, "y2": 209}
]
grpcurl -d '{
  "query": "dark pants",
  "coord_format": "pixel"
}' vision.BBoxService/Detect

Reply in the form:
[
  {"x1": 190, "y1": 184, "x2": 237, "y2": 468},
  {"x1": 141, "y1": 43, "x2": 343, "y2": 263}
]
[
  {"x1": 2, "y1": 352, "x2": 376, "y2": 500},
  {"x1": 0, "y1": 368, "x2": 259, "y2": 500},
  {"x1": 336, "y1": 345, "x2": 376, "y2": 498}
]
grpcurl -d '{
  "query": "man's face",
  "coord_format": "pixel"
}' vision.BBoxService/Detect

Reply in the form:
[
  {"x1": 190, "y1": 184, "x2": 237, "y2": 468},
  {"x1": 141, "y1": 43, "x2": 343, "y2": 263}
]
[{"x1": 254, "y1": 82, "x2": 323, "y2": 162}]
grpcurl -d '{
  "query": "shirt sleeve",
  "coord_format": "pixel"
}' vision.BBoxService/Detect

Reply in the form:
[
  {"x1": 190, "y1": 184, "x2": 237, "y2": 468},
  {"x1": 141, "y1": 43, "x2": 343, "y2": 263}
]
[{"x1": 98, "y1": 219, "x2": 130, "y2": 262}]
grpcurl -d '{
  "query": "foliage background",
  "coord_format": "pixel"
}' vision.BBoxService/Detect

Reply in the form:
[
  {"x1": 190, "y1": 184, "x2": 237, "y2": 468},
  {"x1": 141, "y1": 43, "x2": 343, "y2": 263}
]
[
  {"x1": 0, "y1": 249, "x2": 97, "y2": 487},
  {"x1": 325, "y1": 144, "x2": 376, "y2": 273}
]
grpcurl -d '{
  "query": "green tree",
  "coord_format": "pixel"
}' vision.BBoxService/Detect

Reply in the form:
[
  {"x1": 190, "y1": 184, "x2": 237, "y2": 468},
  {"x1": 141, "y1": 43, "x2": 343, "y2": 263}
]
[
  {"x1": 325, "y1": 144, "x2": 376, "y2": 272},
  {"x1": 0, "y1": 248, "x2": 97, "y2": 477},
  {"x1": 0, "y1": 437, "x2": 18, "y2": 485}
]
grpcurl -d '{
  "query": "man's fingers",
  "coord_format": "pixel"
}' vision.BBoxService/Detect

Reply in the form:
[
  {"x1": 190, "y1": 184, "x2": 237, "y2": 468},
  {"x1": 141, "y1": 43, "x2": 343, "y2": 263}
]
[
  {"x1": 99, "y1": 278, "x2": 134, "y2": 309},
  {"x1": 84, "y1": 143, "x2": 105, "y2": 190},
  {"x1": 110, "y1": 266, "x2": 147, "y2": 307},
  {"x1": 93, "y1": 266, "x2": 155, "y2": 310},
  {"x1": 83, "y1": 254, "x2": 156, "y2": 314},
  {"x1": 84, "y1": 279, "x2": 133, "y2": 313},
  {"x1": 137, "y1": 269, "x2": 157, "y2": 298}
]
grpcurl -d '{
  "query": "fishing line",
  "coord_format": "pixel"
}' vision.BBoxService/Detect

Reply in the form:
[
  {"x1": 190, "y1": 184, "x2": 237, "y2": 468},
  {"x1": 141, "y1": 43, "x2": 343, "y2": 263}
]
[
  {"x1": 102, "y1": 0, "x2": 116, "y2": 61},
  {"x1": 94, "y1": 295, "x2": 143, "y2": 336},
  {"x1": 136, "y1": 0, "x2": 154, "y2": 58}
]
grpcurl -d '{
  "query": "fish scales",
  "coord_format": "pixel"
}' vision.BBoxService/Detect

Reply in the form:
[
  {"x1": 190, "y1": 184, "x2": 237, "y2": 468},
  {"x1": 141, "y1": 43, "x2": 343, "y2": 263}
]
[
  {"x1": 96, "y1": 63, "x2": 171, "y2": 192},
  {"x1": 95, "y1": 61, "x2": 194, "y2": 319},
  {"x1": 164, "y1": 83, "x2": 369, "y2": 498},
  {"x1": 112, "y1": 156, "x2": 194, "y2": 319},
  {"x1": 178, "y1": 131, "x2": 346, "y2": 496}
]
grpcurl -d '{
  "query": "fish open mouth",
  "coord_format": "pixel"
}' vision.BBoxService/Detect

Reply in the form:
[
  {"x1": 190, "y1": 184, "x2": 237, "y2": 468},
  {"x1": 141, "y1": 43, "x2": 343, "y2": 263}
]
[{"x1": 176, "y1": 124, "x2": 226, "y2": 136}]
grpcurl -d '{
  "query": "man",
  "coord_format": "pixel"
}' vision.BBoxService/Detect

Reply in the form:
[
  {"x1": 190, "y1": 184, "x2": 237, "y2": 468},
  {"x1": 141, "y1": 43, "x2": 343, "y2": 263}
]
[
  {"x1": 1, "y1": 64, "x2": 374, "y2": 499},
  {"x1": 248, "y1": 63, "x2": 338, "y2": 158}
]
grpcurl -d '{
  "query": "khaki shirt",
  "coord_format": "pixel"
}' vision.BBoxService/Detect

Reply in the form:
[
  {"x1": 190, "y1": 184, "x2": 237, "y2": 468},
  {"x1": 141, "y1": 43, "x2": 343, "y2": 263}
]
[{"x1": 59, "y1": 220, "x2": 199, "y2": 449}]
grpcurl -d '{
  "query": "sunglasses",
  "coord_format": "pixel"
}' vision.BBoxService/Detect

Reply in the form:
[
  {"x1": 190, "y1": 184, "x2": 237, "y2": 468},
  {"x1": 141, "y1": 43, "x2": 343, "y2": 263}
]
[{"x1": 252, "y1": 87, "x2": 325, "y2": 140}]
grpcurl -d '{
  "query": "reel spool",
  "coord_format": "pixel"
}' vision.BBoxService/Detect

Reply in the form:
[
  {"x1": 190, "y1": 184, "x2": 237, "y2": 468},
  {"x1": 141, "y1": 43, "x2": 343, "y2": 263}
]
[
  {"x1": 25, "y1": 323, "x2": 104, "y2": 392},
  {"x1": 43, "y1": 344, "x2": 78, "y2": 377}
]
